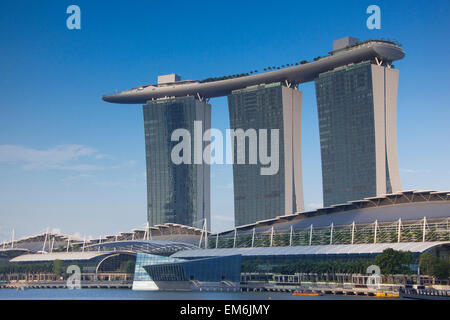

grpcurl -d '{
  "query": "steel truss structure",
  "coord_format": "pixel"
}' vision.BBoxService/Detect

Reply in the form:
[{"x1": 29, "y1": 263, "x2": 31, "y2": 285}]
[{"x1": 210, "y1": 217, "x2": 450, "y2": 249}]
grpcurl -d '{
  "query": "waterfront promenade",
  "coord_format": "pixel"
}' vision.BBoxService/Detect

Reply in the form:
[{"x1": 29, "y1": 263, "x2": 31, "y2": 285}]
[
  {"x1": 0, "y1": 272, "x2": 133, "y2": 289},
  {"x1": 1, "y1": 280, "x2": 131, "y2": 289}
]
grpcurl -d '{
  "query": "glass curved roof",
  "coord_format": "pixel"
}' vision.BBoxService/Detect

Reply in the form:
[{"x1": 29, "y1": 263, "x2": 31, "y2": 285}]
[
  {"x1": 171, "y1": 241, "x2": 450, "y2": 259},
  {"x1": 85, "y1": 240, "x2": 199, "y2": 256}
]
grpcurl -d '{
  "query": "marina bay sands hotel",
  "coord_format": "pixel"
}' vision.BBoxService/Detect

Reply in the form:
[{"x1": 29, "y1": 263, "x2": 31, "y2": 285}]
[{"x1": 103, "y1": 37, "x2": 405, "y2": 230}]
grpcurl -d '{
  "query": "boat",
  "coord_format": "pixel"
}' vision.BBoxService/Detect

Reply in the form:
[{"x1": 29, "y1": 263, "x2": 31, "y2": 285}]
[
  {"x1": 399, "y1": 287, "x2": 450, "y2": 300},
  {"x1": 293, "y1": 290, "x2": 323, "y2": 297},
  {"x1": 374, "y1": 291, "x2": 400, "y2": 298}
]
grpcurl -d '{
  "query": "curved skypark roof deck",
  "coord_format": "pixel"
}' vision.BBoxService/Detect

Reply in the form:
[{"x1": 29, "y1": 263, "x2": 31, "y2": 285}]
[{"x1": 102, "y1": 40, "x2": 404, "y2": 104}]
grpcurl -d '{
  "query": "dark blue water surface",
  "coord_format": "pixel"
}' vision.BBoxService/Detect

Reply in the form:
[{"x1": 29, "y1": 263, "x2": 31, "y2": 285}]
[{"x1": 0, "y1": 288, "x2": 399, "y2": 300}]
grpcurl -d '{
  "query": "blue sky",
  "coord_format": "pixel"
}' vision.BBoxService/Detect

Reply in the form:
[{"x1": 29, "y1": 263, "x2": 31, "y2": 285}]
[{"x1": 0, "y1": 0, "x2": 449, "y2": 240}]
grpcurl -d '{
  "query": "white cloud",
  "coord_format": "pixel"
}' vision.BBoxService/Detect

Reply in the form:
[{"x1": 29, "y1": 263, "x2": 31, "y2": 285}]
[
  {"x1": 307, "y1": 202, "x2": 323, "y2": 210},
  {"x1": 94, "y1": 154, "x2": 111, "y2": 160},
  {"x1": 61, "y1": 174, "x2": 95, "y2": 184},
  {"x1": 400, "y1": 168, "x2": 419, "y2": 174},
  {"x1": 110, "y1": 160, "x2": 137, "y2": 169},
  {"x1": 51, "y1": 228, "x2": 61, "y2": 234},
  {"x1": 55, "y1": 164, "x2": 103, "y2": 171},
  {"x1": 94, "y1": 181, "x2": 122, "y2": 188},
  {"x1": 70, "y1": 232, "x2": 84, "y2": 240},
  {"x1": 0, "y1": 144, "x2": 103, "y2": 171}
]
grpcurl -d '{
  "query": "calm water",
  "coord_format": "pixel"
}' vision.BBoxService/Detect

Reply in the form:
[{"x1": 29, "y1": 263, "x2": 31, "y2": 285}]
[{"x1": 0, "y1": 289, "x2": 398, "y2": 300}]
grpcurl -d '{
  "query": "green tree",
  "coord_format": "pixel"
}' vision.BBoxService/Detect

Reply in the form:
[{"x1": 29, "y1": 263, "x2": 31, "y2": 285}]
[
  {"x1": 433, "y1": 259, "x2": 450, "y2": 279},
  {"x1": 420, "y1": 252, "x2": 450, "y2": 279},
  {"x1": 419, "y1": 252, "x2": 438, "y2": 276},
  {"x1": 374, "y1": 249, "x2": 413, "y2": 275},
  {"x1": 53, "y1": 259, "x2": 62, "y2": 276}
]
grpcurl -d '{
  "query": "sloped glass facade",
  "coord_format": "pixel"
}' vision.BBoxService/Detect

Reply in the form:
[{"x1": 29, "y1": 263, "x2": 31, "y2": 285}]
[
  {"x1": 316, "y1": 62, "x2": 376, "y2": 206},
  {"x1": 134, "y1": 253, "x2": 184, "y2": 281},
  {"x1": 228, "y1": 83, "x2": 303, "y2": 226},
  {"x1": 143, "y1": 255, "x2": 242, "y2": 283},
  {"x1": 315, "y1": 61, "x2": 401, "y2": 207},
  {"x1": 134, "y1": 252, "x2": 241, "y2": 285},
  {"x1": 143, "y1": 96, "x2": 210, "y2": 228}
]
